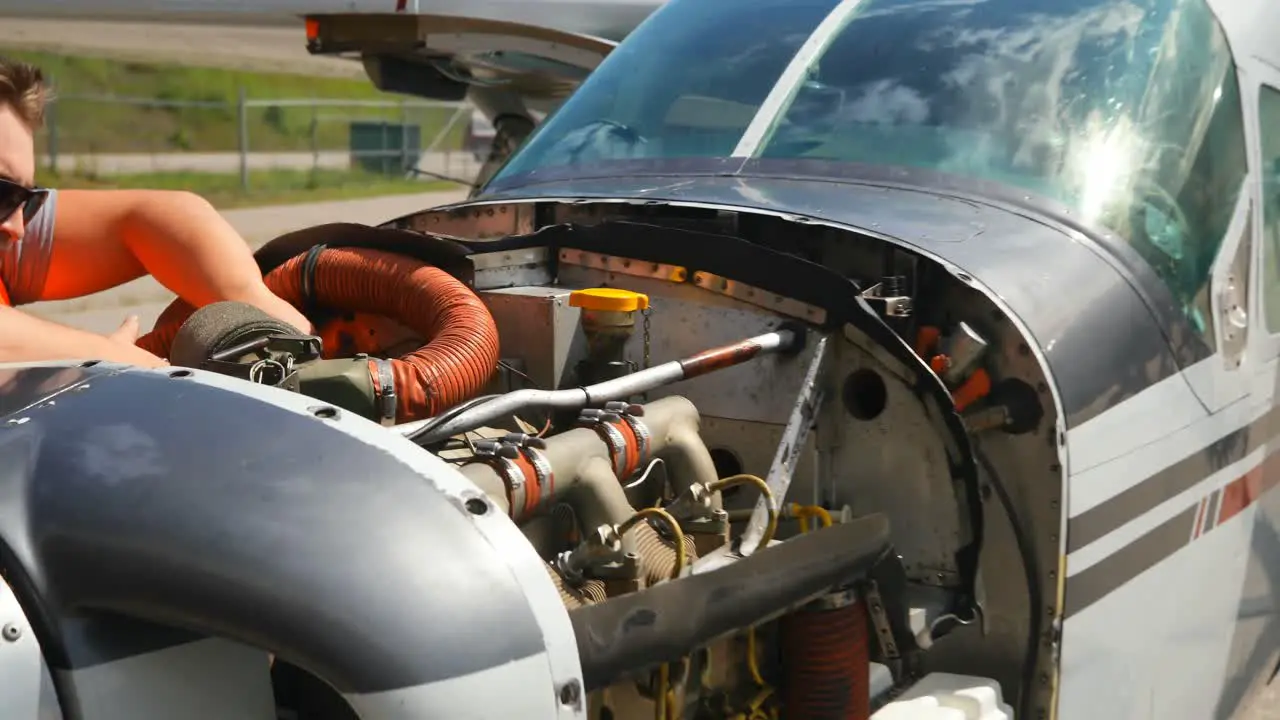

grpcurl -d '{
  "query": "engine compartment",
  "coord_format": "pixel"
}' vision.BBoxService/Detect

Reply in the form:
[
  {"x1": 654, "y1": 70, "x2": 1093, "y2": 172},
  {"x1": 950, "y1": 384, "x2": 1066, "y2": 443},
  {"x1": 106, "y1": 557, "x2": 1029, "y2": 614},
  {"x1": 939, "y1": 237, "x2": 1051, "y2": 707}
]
[{"x1": 155, "y1": 204, "x2": 1065, "y2": 720}]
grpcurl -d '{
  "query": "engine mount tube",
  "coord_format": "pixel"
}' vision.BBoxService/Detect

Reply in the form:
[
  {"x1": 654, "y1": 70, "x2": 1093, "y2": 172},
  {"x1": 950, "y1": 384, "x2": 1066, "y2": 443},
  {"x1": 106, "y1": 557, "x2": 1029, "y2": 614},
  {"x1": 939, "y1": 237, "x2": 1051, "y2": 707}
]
[{"x1": 401, "y1": 328, "x2": 802, "y2": 444}]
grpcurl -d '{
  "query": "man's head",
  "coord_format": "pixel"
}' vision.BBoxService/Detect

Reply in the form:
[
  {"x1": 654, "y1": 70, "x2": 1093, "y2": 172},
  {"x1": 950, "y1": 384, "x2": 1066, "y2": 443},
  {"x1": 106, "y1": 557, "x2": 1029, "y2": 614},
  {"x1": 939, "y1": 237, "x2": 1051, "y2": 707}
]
[{"x1": 0, "y1": 56, "x2": 51, "y2": 243}]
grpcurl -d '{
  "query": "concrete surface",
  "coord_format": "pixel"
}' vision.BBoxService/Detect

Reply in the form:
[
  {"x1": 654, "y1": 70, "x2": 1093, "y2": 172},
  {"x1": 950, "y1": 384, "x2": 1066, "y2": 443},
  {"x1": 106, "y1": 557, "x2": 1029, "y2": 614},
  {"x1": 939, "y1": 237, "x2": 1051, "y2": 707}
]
[
  {"x1": 46, "y1": 150, "x2": 481, "y2": 180},
  {"x1": 24, "y1": 187, "x2": 468, "y2": 333}
]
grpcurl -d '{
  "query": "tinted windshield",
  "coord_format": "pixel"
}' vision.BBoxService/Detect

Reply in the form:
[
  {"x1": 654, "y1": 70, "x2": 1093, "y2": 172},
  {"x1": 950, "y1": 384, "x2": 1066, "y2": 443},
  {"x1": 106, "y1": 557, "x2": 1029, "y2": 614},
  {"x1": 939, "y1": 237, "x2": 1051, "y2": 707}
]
[{"x1": 489, "y1": 0, "x2": 1247, "y2": 331}]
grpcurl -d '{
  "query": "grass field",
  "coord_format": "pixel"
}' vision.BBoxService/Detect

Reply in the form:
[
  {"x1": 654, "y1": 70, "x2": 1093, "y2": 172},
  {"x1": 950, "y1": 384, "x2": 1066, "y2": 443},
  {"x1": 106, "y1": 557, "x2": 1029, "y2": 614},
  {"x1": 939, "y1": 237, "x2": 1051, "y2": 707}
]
[
  {"x1": 5, "y1": 49, "x2": 468, "y2": 156},
  {"x1": 43, "y1": 167, "x2": 463, "y2": 210}
]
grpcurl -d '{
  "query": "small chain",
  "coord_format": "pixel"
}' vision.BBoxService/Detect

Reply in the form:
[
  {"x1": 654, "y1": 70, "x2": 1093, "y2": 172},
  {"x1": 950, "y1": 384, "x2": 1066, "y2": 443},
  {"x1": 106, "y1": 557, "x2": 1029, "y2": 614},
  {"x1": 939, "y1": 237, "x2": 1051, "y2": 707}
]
[
  {"x1": 640, "y1": 307, "x2": 653, "y2": 402},
  {"x1": 642, "y1": 307, "x2": 653, "y2": 370}
]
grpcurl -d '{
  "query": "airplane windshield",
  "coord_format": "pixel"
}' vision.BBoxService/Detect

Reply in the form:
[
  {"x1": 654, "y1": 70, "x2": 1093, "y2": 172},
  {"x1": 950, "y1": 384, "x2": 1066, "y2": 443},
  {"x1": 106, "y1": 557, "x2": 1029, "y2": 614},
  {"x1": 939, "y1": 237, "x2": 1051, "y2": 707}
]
[{"x1": 489, "y1": 0, "x2": 1247, "y2": 325}]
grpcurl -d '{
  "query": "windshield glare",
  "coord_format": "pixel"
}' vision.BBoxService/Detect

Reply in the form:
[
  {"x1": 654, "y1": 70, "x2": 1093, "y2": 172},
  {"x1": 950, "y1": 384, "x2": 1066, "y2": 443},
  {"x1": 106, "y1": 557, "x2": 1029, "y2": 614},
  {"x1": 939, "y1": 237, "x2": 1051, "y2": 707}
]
[{"x1": 490, "y1": 0, "x2": 1247, "y2": 334}]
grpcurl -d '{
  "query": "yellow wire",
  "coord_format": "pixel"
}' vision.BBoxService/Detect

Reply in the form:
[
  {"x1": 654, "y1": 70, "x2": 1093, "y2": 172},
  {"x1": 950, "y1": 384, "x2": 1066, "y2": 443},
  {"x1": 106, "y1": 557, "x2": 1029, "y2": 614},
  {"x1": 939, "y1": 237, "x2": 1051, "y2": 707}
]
[
  {"x1": 619, "y1": 506, "x2": 687, "y2": 580},
  {"x1": 619, "y1": 507, "x2": 687, "y2": 720},
  {"x1": 789, "y1": 503, "x2": 833, "y2": 530},
  {"x1": 656, "y1": 663, "x2": 670, "y2": 720},
  {"x1": 746, "y1": 626, "x2": 767, "y2": 687},
  {"x1": 708, "y1": 473, "x2": 778, "y2": 548}
]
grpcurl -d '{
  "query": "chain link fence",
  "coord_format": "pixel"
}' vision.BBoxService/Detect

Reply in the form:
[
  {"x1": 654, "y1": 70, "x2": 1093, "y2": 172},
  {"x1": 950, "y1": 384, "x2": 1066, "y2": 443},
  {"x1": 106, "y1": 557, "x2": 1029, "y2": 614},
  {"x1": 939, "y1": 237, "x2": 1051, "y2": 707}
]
[{"x1": 34, "y1": 91, "x2": 486, "y2": 192}]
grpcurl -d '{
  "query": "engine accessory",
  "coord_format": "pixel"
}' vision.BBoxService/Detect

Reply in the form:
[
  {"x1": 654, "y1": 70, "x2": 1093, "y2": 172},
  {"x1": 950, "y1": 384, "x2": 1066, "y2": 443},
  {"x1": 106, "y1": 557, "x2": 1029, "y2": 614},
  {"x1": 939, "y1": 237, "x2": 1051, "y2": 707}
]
[
  {"x1": 570, "y1": 287, "x2": 650, "y2": 384},
  {"x1": 780, "y1": 589, "x2": 871, "y2": 720},
  {"x1": 458, "y1": 395, "x2": 720, "y2": 546},
  {"x1": 576, "y1": 401, "x2": 652, "y2": 483},
  {"x1": 401, "y1": 326, "x2": 804, "y2": 444},
  {"x1": 937, "y1": 322, "x2": 989, "y2": 387},
  {"x1": 165, "y1": 300, "x2": 403, "y2": 422},
  {"x1": 546, "y1": 561, "x2": 608, "y2": 608},
  {"x1": 467, "y1": 433, "x2": 555, "y2": 523},
  {"x1": 138, "y1": 246, "x2": 501, "y2": 423},
  {"x1": 555, "y1": 507, "x2": 692, "y2": 592},
  {"x1": 914, "y1": 323, "x2": 992, "y2": 413},
  {"x1": 169, "y1": 299, "x2": 316, "y2": 371},
  {"x1": 570, "y1": 513, "x2": 891, "y2": 693}
]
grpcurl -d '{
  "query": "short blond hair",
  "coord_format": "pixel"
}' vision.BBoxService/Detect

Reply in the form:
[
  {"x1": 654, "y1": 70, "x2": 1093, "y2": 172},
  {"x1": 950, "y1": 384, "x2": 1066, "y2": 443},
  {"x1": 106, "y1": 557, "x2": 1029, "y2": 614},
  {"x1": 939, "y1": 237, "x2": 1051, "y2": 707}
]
[{"x1": 0, "y1": 56, "x2": 51, "y2": 130}]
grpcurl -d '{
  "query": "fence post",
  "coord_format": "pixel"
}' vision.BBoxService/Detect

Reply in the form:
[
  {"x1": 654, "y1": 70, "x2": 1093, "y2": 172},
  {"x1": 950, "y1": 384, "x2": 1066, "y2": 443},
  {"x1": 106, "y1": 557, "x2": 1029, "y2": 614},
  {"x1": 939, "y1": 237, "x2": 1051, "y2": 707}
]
[
  {"x1": 399, "y1": 99, "x2": 409, "y2": 175},
  {"x1": 311, "y1": 101, "x2": 319, "y2": 174},
  {"x1": 237, "y1": 86, "x2": 249, "y2": 192}
]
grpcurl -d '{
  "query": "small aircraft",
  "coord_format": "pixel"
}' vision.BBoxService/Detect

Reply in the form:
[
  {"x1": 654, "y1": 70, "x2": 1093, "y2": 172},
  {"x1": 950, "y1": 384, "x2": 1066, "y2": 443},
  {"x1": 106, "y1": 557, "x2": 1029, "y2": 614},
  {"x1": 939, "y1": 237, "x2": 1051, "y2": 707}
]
[
  {"x1": 1, "y1": 0, "x2": 1279, "y2": 720},
  {"x1": 0, "y1": 0, "x2": 661, "y2": 185}
]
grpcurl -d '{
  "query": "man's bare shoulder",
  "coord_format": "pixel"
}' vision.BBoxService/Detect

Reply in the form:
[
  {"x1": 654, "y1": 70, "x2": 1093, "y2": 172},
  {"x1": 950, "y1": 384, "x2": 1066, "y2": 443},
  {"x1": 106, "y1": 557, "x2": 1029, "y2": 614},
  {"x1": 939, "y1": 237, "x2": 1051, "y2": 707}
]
[{"x1": 1, "y1": 187, "x2": 58, "y2": 305}]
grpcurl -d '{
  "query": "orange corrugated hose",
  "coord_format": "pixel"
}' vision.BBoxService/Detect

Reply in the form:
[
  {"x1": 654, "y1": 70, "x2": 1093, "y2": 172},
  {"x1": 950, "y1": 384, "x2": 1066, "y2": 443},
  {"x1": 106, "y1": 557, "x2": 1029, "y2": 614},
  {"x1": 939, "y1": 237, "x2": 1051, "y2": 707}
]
[{"x1": 135, "y1": 247, "x2": 501, "y2": 422}]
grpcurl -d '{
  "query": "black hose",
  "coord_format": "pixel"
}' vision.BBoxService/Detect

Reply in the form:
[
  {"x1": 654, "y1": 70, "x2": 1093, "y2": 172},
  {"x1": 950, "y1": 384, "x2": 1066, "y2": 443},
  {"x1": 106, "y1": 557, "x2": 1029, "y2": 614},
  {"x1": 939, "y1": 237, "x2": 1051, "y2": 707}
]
[
  {"x1": 405, "y1": 392, "x2": 503, "y2": 444},
  {"x1": 971, "y1": 440, "x2": 1042, "y2": 720},
  {"x1": 569, "y1": 513, "x2": 892, "y2": 691}
]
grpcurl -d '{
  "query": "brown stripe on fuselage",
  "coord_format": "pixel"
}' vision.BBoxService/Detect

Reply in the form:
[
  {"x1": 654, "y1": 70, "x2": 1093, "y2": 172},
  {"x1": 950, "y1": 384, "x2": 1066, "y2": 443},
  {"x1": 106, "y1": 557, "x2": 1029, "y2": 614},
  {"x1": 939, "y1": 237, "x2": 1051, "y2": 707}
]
[
  {"x1": 1065, "y1": 446, "x2": 1280, "y2": 617},
  {"x1": 1067, "y1": 404, "x2": 1280, "y2": 553}
]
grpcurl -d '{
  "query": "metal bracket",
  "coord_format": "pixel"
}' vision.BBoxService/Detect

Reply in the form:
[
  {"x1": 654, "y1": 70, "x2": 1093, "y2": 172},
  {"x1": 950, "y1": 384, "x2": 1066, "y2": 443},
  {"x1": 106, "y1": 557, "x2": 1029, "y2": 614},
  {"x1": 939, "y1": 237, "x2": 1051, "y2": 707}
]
[
  {"x1": 864, "y1": 580, "x2": 900, "y2": 661},
  {"x1": 738, "y1": 333, "x2": 832, "y2": 555},
  {"x1": 859, "y1": 282, "x2": 913, "y2": 318}
]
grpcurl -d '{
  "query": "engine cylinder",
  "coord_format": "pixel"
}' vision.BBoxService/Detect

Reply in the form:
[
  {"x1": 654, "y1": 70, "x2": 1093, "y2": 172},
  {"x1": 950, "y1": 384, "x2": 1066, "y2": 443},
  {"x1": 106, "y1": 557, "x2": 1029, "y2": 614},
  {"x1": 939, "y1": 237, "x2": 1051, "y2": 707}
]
[{"x1": 779, "y1": 589, "x2": 871, "y2": 720}]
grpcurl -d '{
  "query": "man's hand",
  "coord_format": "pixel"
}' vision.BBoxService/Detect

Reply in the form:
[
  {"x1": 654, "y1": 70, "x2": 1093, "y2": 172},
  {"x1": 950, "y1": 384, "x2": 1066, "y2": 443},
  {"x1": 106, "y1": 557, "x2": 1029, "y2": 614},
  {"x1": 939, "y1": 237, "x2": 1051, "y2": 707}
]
[
  {"x1": 0, "y1": 306, "x2": 168, "y2": 368},
  {"x1": 108, "y1": 314, "x2": 141, "y2": 345}
]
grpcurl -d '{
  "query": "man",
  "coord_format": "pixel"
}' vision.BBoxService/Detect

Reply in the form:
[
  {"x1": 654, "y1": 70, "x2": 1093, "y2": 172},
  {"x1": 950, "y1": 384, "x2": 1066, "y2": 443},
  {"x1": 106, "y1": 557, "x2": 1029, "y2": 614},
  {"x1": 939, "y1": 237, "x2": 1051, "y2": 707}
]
[{"x1": 0, "y1": 56, "x2": 312, "y2": 368}]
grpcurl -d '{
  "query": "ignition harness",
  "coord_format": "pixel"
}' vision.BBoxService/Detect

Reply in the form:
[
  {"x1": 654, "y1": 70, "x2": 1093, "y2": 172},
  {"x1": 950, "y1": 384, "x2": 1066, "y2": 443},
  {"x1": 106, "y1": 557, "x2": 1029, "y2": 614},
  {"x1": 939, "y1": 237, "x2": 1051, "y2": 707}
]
[
  {"x1": 618, "y1": 507, "x2": 687, "y2": 580},
  {"x1": 705, "y1": 475, "x2": 781, "y2": 720},
  {"x1": 790, "y1": 503, "x2": 834, "y2": 533},
  {"x1": 618, "y1": 506, "x2": 687, "y2": 720},
  {"x1": 707, "y1": 474, "x2": 779, "y2": 548}
]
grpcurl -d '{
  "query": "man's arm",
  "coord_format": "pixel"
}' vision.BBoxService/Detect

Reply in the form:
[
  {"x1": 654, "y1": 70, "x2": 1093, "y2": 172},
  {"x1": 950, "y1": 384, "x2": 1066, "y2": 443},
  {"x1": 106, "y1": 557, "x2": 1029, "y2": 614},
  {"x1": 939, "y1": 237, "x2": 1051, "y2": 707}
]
[
  {"x1": 0, "y1": 305, "x2": 167, "y2": 367},
  {"x1": 37, "y1": 189, "x2": 312, "y2": 332}
]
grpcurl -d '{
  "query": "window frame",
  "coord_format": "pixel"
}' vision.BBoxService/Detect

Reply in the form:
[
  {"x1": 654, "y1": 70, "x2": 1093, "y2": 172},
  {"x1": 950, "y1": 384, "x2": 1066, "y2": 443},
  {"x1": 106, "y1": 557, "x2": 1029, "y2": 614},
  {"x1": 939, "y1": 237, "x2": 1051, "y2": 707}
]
[{"x1": 1255, "y1": 81, "x2": 1280, "y2": 343}]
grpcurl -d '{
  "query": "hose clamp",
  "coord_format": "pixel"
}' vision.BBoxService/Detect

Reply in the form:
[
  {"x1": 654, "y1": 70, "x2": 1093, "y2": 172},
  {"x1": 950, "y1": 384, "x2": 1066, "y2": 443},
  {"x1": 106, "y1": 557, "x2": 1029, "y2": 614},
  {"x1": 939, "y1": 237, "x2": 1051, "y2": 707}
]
[
  {"x1": 472, "y1": 438, "x2": 526, "y2": 519},
  {"x1": 474, "y1": 433, "x2": 553, "y2": 522},
  {"x1": 526, "y1": 445, "x2": 555, "y2": 499},
  {"x1": 370, "y1": 357, "x2": 397, "y2": 426},
  {"x1": 614, "y1": 405, "x2": 652, "y2": 473},
  {"x1": 576, "y1": 408, "x2": 630, "y2": 478}
]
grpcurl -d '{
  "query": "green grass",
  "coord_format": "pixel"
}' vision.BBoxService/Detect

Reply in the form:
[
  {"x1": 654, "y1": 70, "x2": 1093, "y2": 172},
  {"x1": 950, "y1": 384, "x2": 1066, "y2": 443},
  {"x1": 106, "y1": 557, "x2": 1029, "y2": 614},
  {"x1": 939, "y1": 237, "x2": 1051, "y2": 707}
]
[
  {"x1": 44, "y1": 168, "x2": 464, "y2": 210},
  {"x1": 4, "y1": 49, "x2": 468, "y2": 155}
]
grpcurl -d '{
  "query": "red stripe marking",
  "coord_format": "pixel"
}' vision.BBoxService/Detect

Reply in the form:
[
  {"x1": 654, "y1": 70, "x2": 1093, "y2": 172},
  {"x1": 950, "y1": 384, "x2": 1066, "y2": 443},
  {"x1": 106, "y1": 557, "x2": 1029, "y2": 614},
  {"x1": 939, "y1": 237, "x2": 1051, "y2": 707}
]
[{"x1": 1190, "y1": 450, "x2": 1280, "y2": 540}]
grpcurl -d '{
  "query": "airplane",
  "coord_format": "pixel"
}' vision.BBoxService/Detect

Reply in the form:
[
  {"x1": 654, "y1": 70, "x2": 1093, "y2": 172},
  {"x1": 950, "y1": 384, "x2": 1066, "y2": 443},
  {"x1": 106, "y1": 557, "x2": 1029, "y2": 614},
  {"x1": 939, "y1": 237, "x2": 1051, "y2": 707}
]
[
  {"x1": 0, "y1": 0, "x2": 661, "y2": 185},
  {"x1": 2, "y1": 1, "x2": 1280, "y2": 720},
  {"x1": 0, "y1": 0, "x2": 661, "y2": 37}
]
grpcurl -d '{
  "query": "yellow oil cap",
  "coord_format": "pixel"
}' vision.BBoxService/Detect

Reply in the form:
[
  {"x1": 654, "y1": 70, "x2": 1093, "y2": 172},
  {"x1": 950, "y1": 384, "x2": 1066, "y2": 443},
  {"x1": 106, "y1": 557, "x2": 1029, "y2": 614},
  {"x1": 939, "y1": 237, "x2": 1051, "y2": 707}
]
[{"x1": 569, "y1": 287, "x2": 650, "y2": 312}]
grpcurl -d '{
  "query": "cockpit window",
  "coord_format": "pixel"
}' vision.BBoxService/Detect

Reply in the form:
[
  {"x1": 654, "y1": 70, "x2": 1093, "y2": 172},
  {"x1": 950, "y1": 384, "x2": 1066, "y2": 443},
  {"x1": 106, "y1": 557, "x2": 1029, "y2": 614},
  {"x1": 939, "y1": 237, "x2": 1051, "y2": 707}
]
[{"x1": 489, "y1": 0, "x2": 1246, "y2": 337}]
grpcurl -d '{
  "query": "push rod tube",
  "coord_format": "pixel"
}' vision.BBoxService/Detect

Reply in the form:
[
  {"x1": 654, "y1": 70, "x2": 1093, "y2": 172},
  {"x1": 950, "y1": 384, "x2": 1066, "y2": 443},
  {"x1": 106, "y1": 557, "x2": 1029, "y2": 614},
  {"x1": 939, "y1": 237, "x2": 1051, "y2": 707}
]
[{"x1": 402, "y1": 328, "x2": 802, "y2": 445}]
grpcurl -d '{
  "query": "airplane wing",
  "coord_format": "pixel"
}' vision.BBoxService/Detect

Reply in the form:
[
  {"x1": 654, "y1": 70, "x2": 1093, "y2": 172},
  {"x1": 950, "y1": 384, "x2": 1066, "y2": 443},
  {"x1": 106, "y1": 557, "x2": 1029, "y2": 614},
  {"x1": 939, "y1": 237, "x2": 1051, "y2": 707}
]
[
  {"x1": 304, "y1": 3, "x2": 664, "y2": 188},
  {"x1": 304, "y1": 11, "x2": 620, "y2": 111}
]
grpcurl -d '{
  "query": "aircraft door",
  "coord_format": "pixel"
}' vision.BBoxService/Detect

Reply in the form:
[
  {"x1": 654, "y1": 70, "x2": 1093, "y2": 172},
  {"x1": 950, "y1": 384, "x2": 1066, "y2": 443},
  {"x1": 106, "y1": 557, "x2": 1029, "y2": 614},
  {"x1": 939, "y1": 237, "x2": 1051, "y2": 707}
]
[{"x1": 1174, "y1": 62, "x2": 1255, "y2": 413}]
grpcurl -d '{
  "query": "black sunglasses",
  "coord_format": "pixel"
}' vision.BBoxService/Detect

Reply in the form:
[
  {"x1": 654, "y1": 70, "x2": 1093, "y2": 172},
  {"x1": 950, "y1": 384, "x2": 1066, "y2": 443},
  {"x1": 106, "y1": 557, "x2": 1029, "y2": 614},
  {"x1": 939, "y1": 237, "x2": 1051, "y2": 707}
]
[{"x1": 0, "y1": 177, "x2": 49, "y2": 225}]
